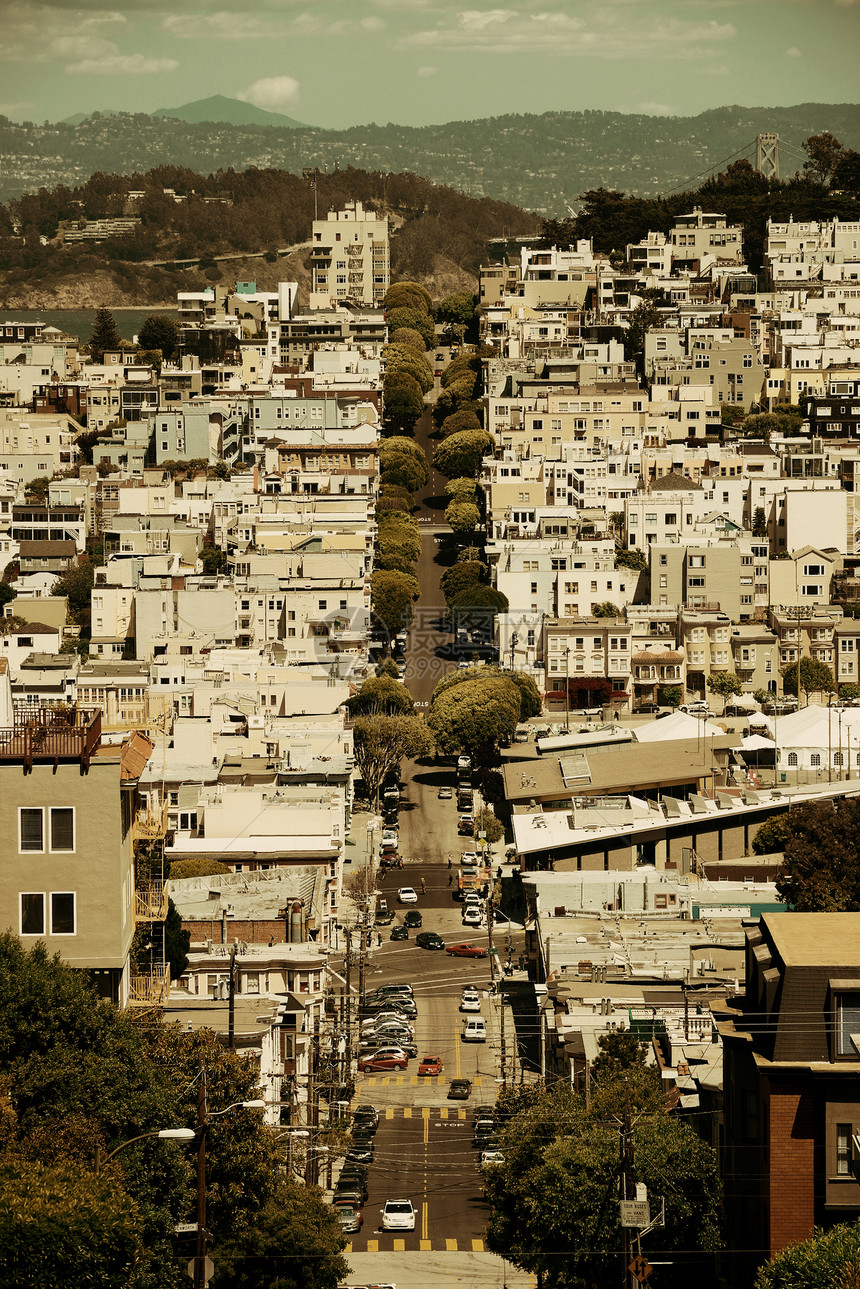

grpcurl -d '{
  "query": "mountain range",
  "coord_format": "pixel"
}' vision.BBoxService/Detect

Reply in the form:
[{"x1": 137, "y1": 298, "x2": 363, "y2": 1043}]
[
  {"x1": 153, "y1": 95, "x2": 307, "y2": 130},
  {"x1": 4, "y1": 101, "x2": 859, "y2": 212}
]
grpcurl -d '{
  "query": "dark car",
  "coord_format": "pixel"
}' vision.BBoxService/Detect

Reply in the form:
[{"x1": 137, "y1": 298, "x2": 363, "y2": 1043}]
[
  {"x1": 334, "y1": 1183, "x2": 367, "y2": 1206},
  {"x1": 404, "y1": 910, "x2": 422, "y2": 928},
  {"x1": 458, "y1": 815, "x2": 474, "y2": 836},
  {"x1": 633, "y1": 701, "x2": 660, "y2": 714},
  {"x1": 345, "y1": 1145, "x2": 374, "y2": 1165},
  {"x1": 375, "y1": 908, "x2": 395, "y2": 925},
  {"x1": 416, "y1": 931, "x2": 445, "y2": 950},
  {"x1": 390, "y1": 924, "x2": 408, "y2": 941},
  {"x1": 448, "y1": 1078, "x2": 473, "y2": 1100},
  {"x1": 352, "y1": 1106, "x2": 378, "y2": 1132}
]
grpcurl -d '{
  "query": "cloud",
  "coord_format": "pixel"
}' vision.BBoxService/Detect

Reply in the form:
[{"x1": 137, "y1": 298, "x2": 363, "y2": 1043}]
[
  {"x1": 785, "y1": 45, "x2": 803, "y2": 56},
  {"x1": 398, "y1": 9, "x2": 737, "y2": 58},
  {"x1": 65, "y1": 51, "x2": 179, "y2": 75},
  {"x1": 237, "y1": 76, "x2": 300, "y2": 111},
  {"x1": 417, "y1": 65, "x2": 438, "y2": 77},
  {"x1": 162, "y1": 11, "x2": 273, "y2": 39}
]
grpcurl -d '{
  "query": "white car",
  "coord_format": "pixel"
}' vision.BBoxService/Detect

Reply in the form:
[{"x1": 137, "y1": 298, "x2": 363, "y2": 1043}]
[
  {"x1": 461, "y1": 851, "x2": 480, "y2": 865},
  {"x1": 381, "y1": 829, "x2": 398, "y2": 846},
  {"x1": 481, "y1": 1150, "x2": 505, "y2": 1166},
  {"x1": 462, "y1": 905, "x2": 482, "y2": 927},
  {"x1": 381, "y1": 1198, "x2": 415, "y2": 1231},
  {"x1": 462, "y1": 1018, "x2": 487, "y2": 1043},
  {"x1": 460, "y1": 991, "x2": 482, "y2": 1013},
  {"x1": 398, "y1": 887, "x2": 418, "y2": 905}
]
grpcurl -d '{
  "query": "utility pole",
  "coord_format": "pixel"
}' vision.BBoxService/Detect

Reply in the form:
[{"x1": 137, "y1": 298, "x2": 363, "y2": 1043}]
[
  {"x1": 194, "y1": 1068, "x2": 208, "y2": 1289},
  {"x1": 305, "y1": 1013, "x2": 319, "y2": 1186},
  {"x1": 227, "y1": 942, "x2": 237, "y2": 1050},
  {"x1": 620, "y1": 1088, "x2": 636, "y2": 1289}
]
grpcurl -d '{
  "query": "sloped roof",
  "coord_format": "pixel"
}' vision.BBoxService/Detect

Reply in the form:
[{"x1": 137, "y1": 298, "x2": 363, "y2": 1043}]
[{"x1": 648, "y1": 471, "x2": 703, "y2": 493}]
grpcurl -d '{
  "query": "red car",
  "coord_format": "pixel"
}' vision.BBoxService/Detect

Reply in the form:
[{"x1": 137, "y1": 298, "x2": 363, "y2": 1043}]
[
  {"x1": 357, "y1": 1050, "x2": 408, "y2": 1072},
  {"x1": 446, "y1": 942, "x2": 488, "y2": 959},
  {"x1": 418, "y1": 1055, "x2": 443, "y2": 1076}
]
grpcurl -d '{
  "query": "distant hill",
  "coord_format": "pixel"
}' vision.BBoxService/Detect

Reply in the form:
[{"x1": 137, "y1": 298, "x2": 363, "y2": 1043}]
[
  {"x1": 153, "y1": 95, "x2": 308, "y2": 130},
  {"x1": 1, "y1": 102, "x2": 858, "y2": 210}
]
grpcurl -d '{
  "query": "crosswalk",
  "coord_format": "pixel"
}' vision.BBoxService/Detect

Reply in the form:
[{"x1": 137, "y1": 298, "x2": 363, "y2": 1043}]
[
  {"x1": 348, "y1": 1103, "x2": 479, "y2": 1119},
  {"x1": 345, "y1": 1238, "x2": 486, "y2": 1253},
  {"x1": 355, "y1": 1074, "x2": 487, "y2": 1087}
]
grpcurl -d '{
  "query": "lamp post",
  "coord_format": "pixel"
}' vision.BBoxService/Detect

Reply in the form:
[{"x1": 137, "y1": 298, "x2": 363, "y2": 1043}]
[
  {"x1": 94, "y1": 1126, "x2": 195, "y2": 1175},
  {"x1": 193, "y1": 1076, "x2": 265, "y2": 1289},
  {"x1": 510, "y1": 631, "x2": 518, "y2": 673},
  {"x1": 565, "y1": 647, "x2": 571, "y2": 731}
]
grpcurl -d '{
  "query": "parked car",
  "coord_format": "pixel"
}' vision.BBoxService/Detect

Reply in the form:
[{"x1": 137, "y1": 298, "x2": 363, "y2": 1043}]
[
  {"x1": 458, "y1": 816, "x2": 475, "y2": 836},
  {"x1": 374, "y1": 983, "x2": 415, "y2": 996},
  {"x1": 336, "y1": 1205, "x2": 363, "y2": 1234},
  {"x1": 481, "y1": 1151, "x2": 505, "y2": 1167},
  {"x1": 447, "y1": 943, "x2": 488, "y2": 959},
  {"x1": 438, "y1": 786, "x2": 453, "y2": 799},
  {"x1": 472, "y1": 1119, "x2": 496, "y2": 1146},
  {"x1": 333, "y1": 1187, "x2": 365, "y2": 1209},
  {"x1": 376, "y1": 908, "x2": 394, "y2": 926},
  {"x1": 390, "y1": 924, "x2": 408, "y2": 941},
  {"x1": 352, "y1": 1104, "x2": 379, "y2": 1129},
  {"x1": 345, "y1": 1145, "x2": 373, "y2": 1164},
  {"x1": 448, "y1": 1078, "x2": 473, "y2": 1100},
  {"x1": 473, "y1": 1103, "x2": 495, "y2": 1123},
  {"x1": 416, "y1": 931, "x2": 445, "y2": 950},
  {"x1": 679, "y1": 703, "x2": 714, "y2": 718},
  {"x1": 381, "y1": 829, "x2": 398, "y2": 846},
  {"x1": 404, "y1": 910, "x2": 422, "y2": 928},
  {"x1": 633, "y1": 701, "x2": 660, "y2": 714},
  {"x1": 357, "y1": 1048, "x2": 408, "y2": 1072},
  {"x1": 381, "y1": 1199, "x2": 415, "y2": 1231},
  {"x1": 398, "y1": 886, "x2": 418, "y2": 904},
  {"x1": 461, "y1": 851, "x2": 480, "y2": 865},
  {"x1": 418, "y1": 1055, "x2": 443, "y2": 1076},
  {"x1": 463, "y1": 1018, "x2": 488, "y2": 1042}
]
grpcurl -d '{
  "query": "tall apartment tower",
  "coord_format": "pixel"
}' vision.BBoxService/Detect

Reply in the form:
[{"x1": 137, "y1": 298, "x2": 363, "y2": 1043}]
[{"x1": 309, "y1": 201, "x2": 390, "y2": 309}]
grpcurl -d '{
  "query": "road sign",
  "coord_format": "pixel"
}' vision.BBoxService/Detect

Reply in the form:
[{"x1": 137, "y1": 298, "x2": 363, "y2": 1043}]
[
  {"x1": 187, "y1": 1256, "x2": 214, "y2": 1283},
  {"x1": 629, "y1": 1254, "x2": 653, "y2": 1283},
  {"x1": 620, "y1": 1199, "x2": 651, "y2": 1228},
  {"x1": 175, "y1": 1222, "x2": 198, "y2": 1234}
]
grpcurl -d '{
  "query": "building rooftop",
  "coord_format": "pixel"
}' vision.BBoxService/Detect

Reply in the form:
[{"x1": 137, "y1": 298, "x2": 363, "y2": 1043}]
[{"x1": 765, "y1": 911, "x2": 860, "y2": 968}]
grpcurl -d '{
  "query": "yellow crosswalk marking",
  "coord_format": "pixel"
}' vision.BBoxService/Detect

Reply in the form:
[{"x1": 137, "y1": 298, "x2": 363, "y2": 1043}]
[
  {"x1": 393, "y1": 1239, "x2": 405, "y2": 1252},
  {"x1": 396, "y1": 1075, "x2": 404, "y2": 1085},
  {"x1": 440, "y1": 1107, "x2": 448, "y2": 1119},
  {"x1": 410, "y1": 1075, "x2": 417, "y2": 1084},
  {"x1": 472, "y1": 1239, "x2": 484, "y2": 1252},
  {"x1": 458, "y1": 1109, "x2": 466, "y2": 1120},
  {"x1": 446, "y1": 1238, "x2": 458, "y2": 1251},
  {"x1": 404, "y1": 1106, "x2": 412, "y2": 1118},
  {"x1": 420, "y1": 1239, "x2": 431, "y2": 1250},
  {"x1": 345, "y1": 1243, "x2": 352, "y2": 1254},
  {"x1": 385, "y1": 1108, "x2": 394, "y2": 1120},
  {"x1": 366, "y1": 1240, "x2": 378, "y2": 1252},
  {"x1": 421, "y1": 1106, "x2": 430, "y2": 1119}
]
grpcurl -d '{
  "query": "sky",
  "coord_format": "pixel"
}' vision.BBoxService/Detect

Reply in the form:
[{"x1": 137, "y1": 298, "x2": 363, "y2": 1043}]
[{"x1": 0, "y1": 0, "x2": 858, "y2": 130}]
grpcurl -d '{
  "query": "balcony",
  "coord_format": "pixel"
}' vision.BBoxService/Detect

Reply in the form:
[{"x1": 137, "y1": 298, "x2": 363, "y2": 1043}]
[
  {"x1": 134, "y1": 805, "x2": 168, "y2": 841},
  {"x1": 128, "y1": 963, "x2": 171, "y2": 1007},
  {"x1": 135, "y1": 881, "x2": 169, "y2": 922},
  {"x1": 0, "y1": 706, "x2": 101, "y2": 771}
]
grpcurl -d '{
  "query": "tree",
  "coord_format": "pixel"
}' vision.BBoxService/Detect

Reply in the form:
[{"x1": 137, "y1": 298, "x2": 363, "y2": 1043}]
[
  {"x1": 445, "y1": 500, "x2": 480, "y2": 534},
  {"x1": 382, "y1": 342, "x2": 434, "y2": 393},
  {"x1": 370, "y1": 569, "x2": 420, "y2": 634},
  {"x1": 591, "y1": 601, "x2": 621, "y2": 619},
  {"x1": 88, "y1": 307, "x2": 121, "y2": 361},
  {"x1": 377, "y1": 511, "x2": 421, "y2": 566},
  {"x1": 440, "y1": 560, "x2": 483, "y2": 605},
  {"x1": 375, "y1": 657, "x2": 400, "y2": 679},
  {"x1": 751, "y1": 813, "x2": 791, "y2": 856},
  {"x1": 449, "y1": 584, "x2": 509, "y2": 639},
  {"x1": 382, "y1": 372, "x2": 425, "y2": 434},
  {"x1": 774, "y1": 798, "x2": 860, "y2": 910},
  {"x1": 137, "y1": 314, "x2": 180, "y2": 361},
  {"x1": 484, "y1": 1082, "x2": 720, "y2": 1289},
  {"x1": 840, "y1": 684, "x2": 860, "y2": 702},
  {"x1": 433, "y1": 429, "x2": 495, "y2": 480},
  {"x1": 164, "y1": 899, "x2": 190, "y2": 981},
  {"x1": 782, "y1": 657, "x2": 835, "y2": 703},
  {"x1": 740, "y1": 411, "x2": 803, "y2": 438},
  {"x1": 754, "y1": 1218, "x2": 860, "y2": 1289},
  {"x1": 428, "y1": 667, "x2": 538, "y2": 756},
  {"x1": 168, "y1": 857, "x2": 231, "y2": 880},
  {"x1": 440, "y1": 408, "x2": 482, "y2": 439},
  {"x1": 352, "y1": 713, "x2": 434, "y2": 809},
  {"x1": 436, "y1": 291, "x2": 475, "y2": 329},
  {"x1": 387, "y1": 308, "x2": 435, "y2": 350},
  {"x1": 444, "y1": 476, "x2": 478, "y2": 503},
  {"x1": 52, "y1": 557, "x2": 96, "y2": 632},
  {"x1": 660, "y1": 685, "x2": 682, "y2": 708},
  {"x1": 802, "y1": 131, "x2": 847, "y2": 185},
  {"x1": 347, "y1": 674, "x2": 414, "y2": 717},
  {"x1": 383, "y1": 281, "x2": 433, "y2": 315},
  {"x1": 378, "y1": 436, "x2": 429, "y2": 493},
  {"x1": 0, "y1": 1159, "x2": 145, "y2": 1289},
  {"x1": 200, "y1": 543, "x2": 226, "y2": 576},
  {"x1": 388, "y1": 326, "x2": 425, "y2": 353},
  {"x1": 615, "y1": 548, "x2": 648, "y2": 572},
  {"x1": 622, "y1": 296, "x2": 663, "y2": 363},
  {"x1": 211, "y1": 1175, "x2": 348, "y2": 1289},
  {"x1": 590, "y1": 1030, "x2": 649, "y2": 1082},
  {"x1": 474, "y1": 805, "x2": 504, "y2": 844},
  {"x1": 707, "y1": 671, "x2": 743, "y2": 711},
  {"x1": 752, "y1": 506, "x2": 767, "y2": 537},
  {"x1": 0, "y1": 583, "x2": 14, "y2": 611}
]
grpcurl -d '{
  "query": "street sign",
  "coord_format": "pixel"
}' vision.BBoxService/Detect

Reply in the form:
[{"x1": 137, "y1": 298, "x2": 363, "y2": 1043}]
[
  {"x1": 175, "y1": 1222, "x2": 198, "y2": 1234},
  {"x1": 187, "y1": 1256, "x2": 214, "y2": 1283},
  {"x1": 620, "y1": 1200, "x2": 651, "y2": 1228},
  {"x1": 628, "y1": 1254, "x2": 653, "y2": 1283}
]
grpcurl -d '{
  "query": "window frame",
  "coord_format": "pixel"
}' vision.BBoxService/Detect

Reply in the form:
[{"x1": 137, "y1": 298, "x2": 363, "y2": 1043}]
[
  {"x1": 49, "y1": 806, "x2": 75, "y2": 853},
  {"x1": 50, "y1": 891, "x2": 76, "y2": 937},
  {"x1": 20, "y1": 892, "x2": 45, "y2": 936},
  {"x1": 19, "y1": 806, "x2": 45, "y2": 854}
]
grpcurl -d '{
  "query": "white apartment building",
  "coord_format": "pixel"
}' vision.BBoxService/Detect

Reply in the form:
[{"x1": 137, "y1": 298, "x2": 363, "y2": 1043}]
[{"x1": 309, "y1": 201, "x2": 390, "y2": 308}]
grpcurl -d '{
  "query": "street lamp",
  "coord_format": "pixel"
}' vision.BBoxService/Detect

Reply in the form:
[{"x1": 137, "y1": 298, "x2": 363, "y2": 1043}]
[
  {"x1": 95, "y1": 1127, "x2": 195, "y2": 1175},
  {"x1": 193, "y1": 1088, "x2": 265, "y2": 1289}
]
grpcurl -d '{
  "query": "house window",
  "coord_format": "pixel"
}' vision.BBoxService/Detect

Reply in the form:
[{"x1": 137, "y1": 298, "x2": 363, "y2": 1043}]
[
  {"x1": 19, "y1": 808, "x2": 44, "y2": 852},
  {"x1": 20, "y1": 893, "x2": 45, "y2": 935},
  {"x1": 50, "y1": 807, "x2": 74, "y2": 852},
  {"x1": 837, "y1": 1124, "x2": 854, "y2": 1176},
  {"x1": 51, "y1": 892, "x2": 75, "y2": 936},
  {"x1": 788, "y1": 752, "x2": 798, "y2": 767},
  {"x1": 811, "y1": 753, "x2": 821, "y2": 767},
  {"x1": 837, "y1": 994, "x2": 860, "y2": 1057}
]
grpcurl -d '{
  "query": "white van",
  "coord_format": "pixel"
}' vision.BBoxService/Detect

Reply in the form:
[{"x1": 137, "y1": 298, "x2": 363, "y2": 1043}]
[{"x1": 462, "y1": 1018, "x2": 487, "y2": 1043}]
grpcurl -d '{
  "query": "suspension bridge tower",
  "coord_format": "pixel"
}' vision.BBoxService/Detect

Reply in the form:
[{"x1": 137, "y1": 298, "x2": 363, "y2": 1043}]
[{"x1": 755, "y1": 133, "x2": 780, "y2": 181}]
